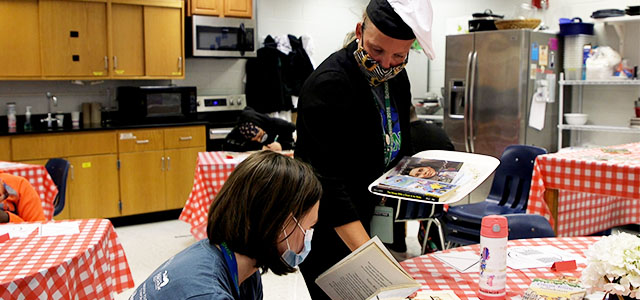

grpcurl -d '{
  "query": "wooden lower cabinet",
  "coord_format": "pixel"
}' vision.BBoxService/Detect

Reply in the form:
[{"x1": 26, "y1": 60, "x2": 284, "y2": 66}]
[
  {"x1": 119, "y1": 150, "x2": 167, "y2": 216},
  {"x1": 67, "y1": 155, "x2": 120, "y2": 219},
  {"x1": 0, "y1": 137, "x2": 12, "y2": 161},
  {"x1": 165, "y1": 147, "x2": 201, "y2": 210}
]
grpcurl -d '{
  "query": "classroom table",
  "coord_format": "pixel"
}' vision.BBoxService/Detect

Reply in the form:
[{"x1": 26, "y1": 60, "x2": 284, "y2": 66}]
[
  {"x1": 180, "y1": 151, "x2": 294, "y2": 240},
  {"x1": 527, "y1": 142, "x2": 640, "y2": 236},
  {"x1": 179, "y1": 152, "x2": 245, "y2": 240},
  {"x1": 0, "y1": 161, "x2": 58, "y2": 220},
  {"x1": 0, "y1": 218, "x2": 134, "y2": 299},
  {"x1": 401, "y1": 236, "x2": 599, "y2": 299}
]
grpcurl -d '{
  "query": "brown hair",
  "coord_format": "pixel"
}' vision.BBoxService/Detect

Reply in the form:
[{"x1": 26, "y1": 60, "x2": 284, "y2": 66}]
[{"x1": 207, "y1": 150, "x2": 322, "y2": 275}]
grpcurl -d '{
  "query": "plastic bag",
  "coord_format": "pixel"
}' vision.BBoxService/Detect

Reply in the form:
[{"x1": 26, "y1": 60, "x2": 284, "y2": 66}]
[{"x1": 585, "y1": 46, "x2": 621, "y2": 80}]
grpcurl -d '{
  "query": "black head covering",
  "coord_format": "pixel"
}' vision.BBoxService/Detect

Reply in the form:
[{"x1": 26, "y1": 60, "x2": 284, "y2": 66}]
[{"x1": 366, "y1": 0, "x2": 415, "y2": 40}]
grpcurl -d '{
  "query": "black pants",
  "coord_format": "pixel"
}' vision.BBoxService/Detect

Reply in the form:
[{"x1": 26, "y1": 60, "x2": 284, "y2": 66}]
[{"x1": 298, "y1": 223, "x2": 351, "y2": 300}]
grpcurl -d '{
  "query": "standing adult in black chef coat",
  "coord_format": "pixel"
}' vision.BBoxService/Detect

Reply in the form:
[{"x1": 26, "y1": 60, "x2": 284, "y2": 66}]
[{"x1": 294, "y1": 0, "x2": 435, "y2": 298}]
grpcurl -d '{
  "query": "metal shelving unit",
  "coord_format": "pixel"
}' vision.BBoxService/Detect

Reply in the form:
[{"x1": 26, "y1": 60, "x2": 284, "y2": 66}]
[{"x1": 558, "y1": 72, "x2": 640, "y2": 148}]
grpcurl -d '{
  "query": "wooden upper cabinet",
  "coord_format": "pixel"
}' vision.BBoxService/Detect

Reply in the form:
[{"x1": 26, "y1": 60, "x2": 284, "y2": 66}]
[
  {"x1": 111, "y1": 4, "x2": 145, "y2": 77},
  {"x1": 40, "y1": 0, "x2": 108, "y2": 77},
  {"x1": 224, "y1": 0, "x2": 251, "y2": 18},
  {"x1": 144, "y1": 6, "x2": 184, "y2": 77},
  {"x1": 190, "y1": 0, "x2": 221, "y2": 16},
  {"x1": 0, "y1": 0, "x2": 41, "y2": 77},
  {"x1": 189, "y1": 0, "x2": 251, "y2": 18}
]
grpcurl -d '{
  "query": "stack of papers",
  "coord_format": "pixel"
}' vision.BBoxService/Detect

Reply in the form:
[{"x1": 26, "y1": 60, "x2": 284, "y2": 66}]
[{"x1": 431, "y1": 245, "x2": 586, "y2": 274}]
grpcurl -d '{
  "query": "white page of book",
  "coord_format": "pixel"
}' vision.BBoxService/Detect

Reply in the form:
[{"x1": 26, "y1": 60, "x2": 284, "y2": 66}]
[
  {"x1": 506, "y1": 246, "x2": 586, "y2": 269},
  {"x1": 315, "y1": 237, "x2": 419, "y2": 300}
]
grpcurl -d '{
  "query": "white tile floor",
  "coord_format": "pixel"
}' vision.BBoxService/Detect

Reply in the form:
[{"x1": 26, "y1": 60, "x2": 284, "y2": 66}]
[{"x1": 113, "y1": 219, "x2": 424, "y2": 300}]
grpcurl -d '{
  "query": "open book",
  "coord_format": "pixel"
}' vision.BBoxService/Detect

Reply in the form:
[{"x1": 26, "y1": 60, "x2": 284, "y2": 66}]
[
  {"x1": 315, "y1": 236, "x2": 420, "y2": 300},
  {"x1": 368, "y1": 150, "x2": 500, "y2": 205},
  {"x1": 371, "y1": 157, "x2": 464, "y2": 202}
]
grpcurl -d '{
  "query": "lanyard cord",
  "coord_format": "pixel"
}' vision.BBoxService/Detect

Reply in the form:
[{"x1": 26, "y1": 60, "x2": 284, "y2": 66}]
[
  {"x1": 220, "y1": 242, "x2": 240, "y2": 296},
  {"x1": 372, "y1": 82, "x2": 394, "y2": 167}
]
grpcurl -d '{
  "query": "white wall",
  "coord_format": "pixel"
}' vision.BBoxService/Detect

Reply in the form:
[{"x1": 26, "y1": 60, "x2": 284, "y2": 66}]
[{"x1": 0, "y1": 80, "x2": 167, "y2": 116}]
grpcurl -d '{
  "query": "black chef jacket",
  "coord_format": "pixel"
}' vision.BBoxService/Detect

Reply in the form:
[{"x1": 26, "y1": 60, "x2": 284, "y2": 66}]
[{"x1": 295, "y1": 40, "x2": 413, "y2": 299}]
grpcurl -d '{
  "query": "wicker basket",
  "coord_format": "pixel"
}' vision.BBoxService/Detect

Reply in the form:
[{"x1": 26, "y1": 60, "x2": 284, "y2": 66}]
[{"x1": 494, "y1": 19, "x2": 541, "y2": 30}]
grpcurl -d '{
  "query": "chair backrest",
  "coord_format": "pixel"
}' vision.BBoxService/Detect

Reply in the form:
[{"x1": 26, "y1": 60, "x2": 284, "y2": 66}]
[
  {"x1": 45, "y1": 158, "x2": 70, "y2": 216},
  {"x1": 486, "y1": 145, "x2": 547, "y2": 211},
  {"x1": 505, "y1": 213, "x2": 555, "y2": 240}
]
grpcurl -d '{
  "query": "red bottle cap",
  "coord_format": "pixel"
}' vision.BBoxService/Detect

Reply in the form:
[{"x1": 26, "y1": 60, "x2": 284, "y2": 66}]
[{"x1": 480, "y1": 215, "x2": 508, "y2": 238}]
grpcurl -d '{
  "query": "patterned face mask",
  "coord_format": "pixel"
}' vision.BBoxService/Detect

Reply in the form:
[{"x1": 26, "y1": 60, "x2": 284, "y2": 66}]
[
  {"x1": 353, "y1": 42, "x2": 408, "y2": 87},
  {"x1": 238, "y1": 122, "x2": 267, "y2": 143}
]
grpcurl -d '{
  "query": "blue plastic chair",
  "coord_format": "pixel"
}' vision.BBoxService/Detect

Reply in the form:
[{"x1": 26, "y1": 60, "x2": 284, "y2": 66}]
[
  {"x1": 444, "y1": 213, "x2": 555, "y2": 244},
  {"x1": 444, "y1": 144, "x2": 547, "y2": 246},
  {"x1": 45, "y1": 158, "x2": 70, "y2": 217},
  {"x1": 504, "y1": 213, "x2": 555, "y2": 240}
]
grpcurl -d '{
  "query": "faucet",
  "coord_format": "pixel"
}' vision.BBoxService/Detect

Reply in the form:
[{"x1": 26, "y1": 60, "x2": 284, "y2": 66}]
[{"x1": 41, "y1": 92, "x2": 58, "y2": 128}]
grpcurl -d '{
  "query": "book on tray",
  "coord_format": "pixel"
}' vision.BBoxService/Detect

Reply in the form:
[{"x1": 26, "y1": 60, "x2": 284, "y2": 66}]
[{"x1": 370, "y1": 156, "x2": 465, "y2": 202}]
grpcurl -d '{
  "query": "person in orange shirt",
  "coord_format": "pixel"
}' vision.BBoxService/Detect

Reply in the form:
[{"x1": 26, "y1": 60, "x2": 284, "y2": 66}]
[{"x1": 0, "y1": 173, "x2": 46, "y2": 223}]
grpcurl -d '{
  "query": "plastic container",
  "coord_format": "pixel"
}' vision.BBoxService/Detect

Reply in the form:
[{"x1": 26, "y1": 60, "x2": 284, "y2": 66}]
[
  {"x1": 24, "y1": 106, "x2": 32, "y2": 131},
  {"x1": 7, "y1": 103, "x2": 16, "y2": 133},
  {"x1": 478, "y1": 215, "x2": 508, "y2": 300},
  {"x1": 559, "y1": 17, "x2": 594, "y2": 36},
  {"x1": 635, "y1": 100, "x2": 640, "y2": 118}
]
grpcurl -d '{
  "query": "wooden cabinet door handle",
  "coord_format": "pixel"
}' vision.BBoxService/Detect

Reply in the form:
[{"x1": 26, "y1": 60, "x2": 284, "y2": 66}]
[
  {"x1": 179, "y1": 136, "x2": 192, "y2": 141},
  {"x1": 136, "y1": 139, "x2": 149, "y2": 144}
]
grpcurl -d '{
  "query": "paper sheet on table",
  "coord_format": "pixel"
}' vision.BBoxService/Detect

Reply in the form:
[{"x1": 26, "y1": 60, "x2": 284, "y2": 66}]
[
  {"x1": 528, "y1": 93, "x2": 547, "y2": 130},
  {"x1": 0, "y1": 224, "x2": 40, "y2": 238},
  {"x1": 222, "y1": 152, "x2": 253, "y2": 164},
  {"x1": 0, "y1": 162, "x2": 25, "y2": 169},
  {"x1": 507, "y1": 246, "x2": 586, "y2": 269},
  {"x1": 40, "y1": 222, "x2": 80, "y2": 237},
  {"x1": 414, "y1": 290, "x2": 461, "y2": 300},
  {"x1": 433, "y1": 251, "x2": 479, "y2": 273}
]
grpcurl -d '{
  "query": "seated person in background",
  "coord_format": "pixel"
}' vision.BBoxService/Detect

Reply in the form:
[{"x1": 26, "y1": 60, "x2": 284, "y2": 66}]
[
  {"x1": 0, "y1": 173, "x2": 46, "y2": 223},
  {"x1": 410, "y1": 106, "x2": 454, "y2": 153},
  {"x1": 129, "y1": 151, "x2": 322, "y2": 299},
  {"x1": 225, "y1": 107, "x2": 296, "y2": 152}
]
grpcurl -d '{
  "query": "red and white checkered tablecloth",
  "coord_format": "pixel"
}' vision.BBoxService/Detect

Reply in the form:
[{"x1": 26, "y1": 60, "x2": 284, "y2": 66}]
[
  {"x1": 527, "y1": 142, "x2": 640, "y2": 236},
  {"x1": 0, "y1": 161, "x2": 58, "y2": 220},
  {"x1": 0, "y1": 218, "x2": 134, "y2": 299},
  {"x1": 179, "y1": 152, "x2": 237, "y2": 240},
  {"x1": 401, "y1": 236, "x2": 600, "y2": 300}
]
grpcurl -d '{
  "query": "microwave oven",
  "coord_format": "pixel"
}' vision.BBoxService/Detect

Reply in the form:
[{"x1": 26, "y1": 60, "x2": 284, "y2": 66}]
[
  {"x1": 116, "y1": 86, "x2": 197, "y2": 124},
  {"x1": 187, "y1": 15, "x2": 257, "y2": 58}
]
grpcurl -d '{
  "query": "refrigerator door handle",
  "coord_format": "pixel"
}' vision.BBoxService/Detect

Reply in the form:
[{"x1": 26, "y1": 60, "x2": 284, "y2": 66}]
[
  {"x1": 463, "y1": 51, "x2": 473, "y2": 153},
  {"x1": 469, "y1": 51, "x2": 478, "y2": 153}
]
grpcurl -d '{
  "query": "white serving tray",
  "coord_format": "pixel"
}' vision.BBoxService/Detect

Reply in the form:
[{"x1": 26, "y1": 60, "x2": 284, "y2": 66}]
[{"x1": 368, "y1": 150, "x2": 500, "y2": 205}]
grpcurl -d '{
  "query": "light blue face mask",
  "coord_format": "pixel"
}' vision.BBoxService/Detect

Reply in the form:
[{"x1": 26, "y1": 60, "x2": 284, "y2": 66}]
[{"x1": 281, "y1": 217, "x2": 313, "y2": 268}]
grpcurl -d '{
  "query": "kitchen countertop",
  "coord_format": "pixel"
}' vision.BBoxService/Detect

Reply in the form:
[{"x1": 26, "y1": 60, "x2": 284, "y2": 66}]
[{"x1": 0, "y1": 117, "x2": 209, "y2": 137}]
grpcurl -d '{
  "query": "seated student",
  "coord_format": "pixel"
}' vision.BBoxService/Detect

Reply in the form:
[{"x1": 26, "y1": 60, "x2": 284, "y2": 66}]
[
  {"x1": 129, "y1": 151, "x2": 322, "y2": 299},
  {"x1": 225, "y1": 107, "x2": 296, "y2": 152},
  {"x1": 0, "y1": 173, "x2": 47, "y2": 223}
]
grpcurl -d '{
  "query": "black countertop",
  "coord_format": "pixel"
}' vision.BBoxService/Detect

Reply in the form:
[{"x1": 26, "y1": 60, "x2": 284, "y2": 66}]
[{"x1": 0, "y1": 113, "x2": 209, "y2": 137}]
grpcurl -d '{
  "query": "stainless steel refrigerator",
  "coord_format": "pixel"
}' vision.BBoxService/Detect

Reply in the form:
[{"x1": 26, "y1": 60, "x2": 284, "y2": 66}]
[{"x1": 443, "y1": 29, "x2": 560, "y2": 158}]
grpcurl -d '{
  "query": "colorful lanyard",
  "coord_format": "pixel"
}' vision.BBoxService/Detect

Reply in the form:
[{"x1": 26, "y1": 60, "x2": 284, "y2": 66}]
[
  {"x1": 220, "y1": 242, "x2": 240, "y2": 296},
  {"x1": 372, "y1": 82, "x2": 394, "y2": 167}
]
